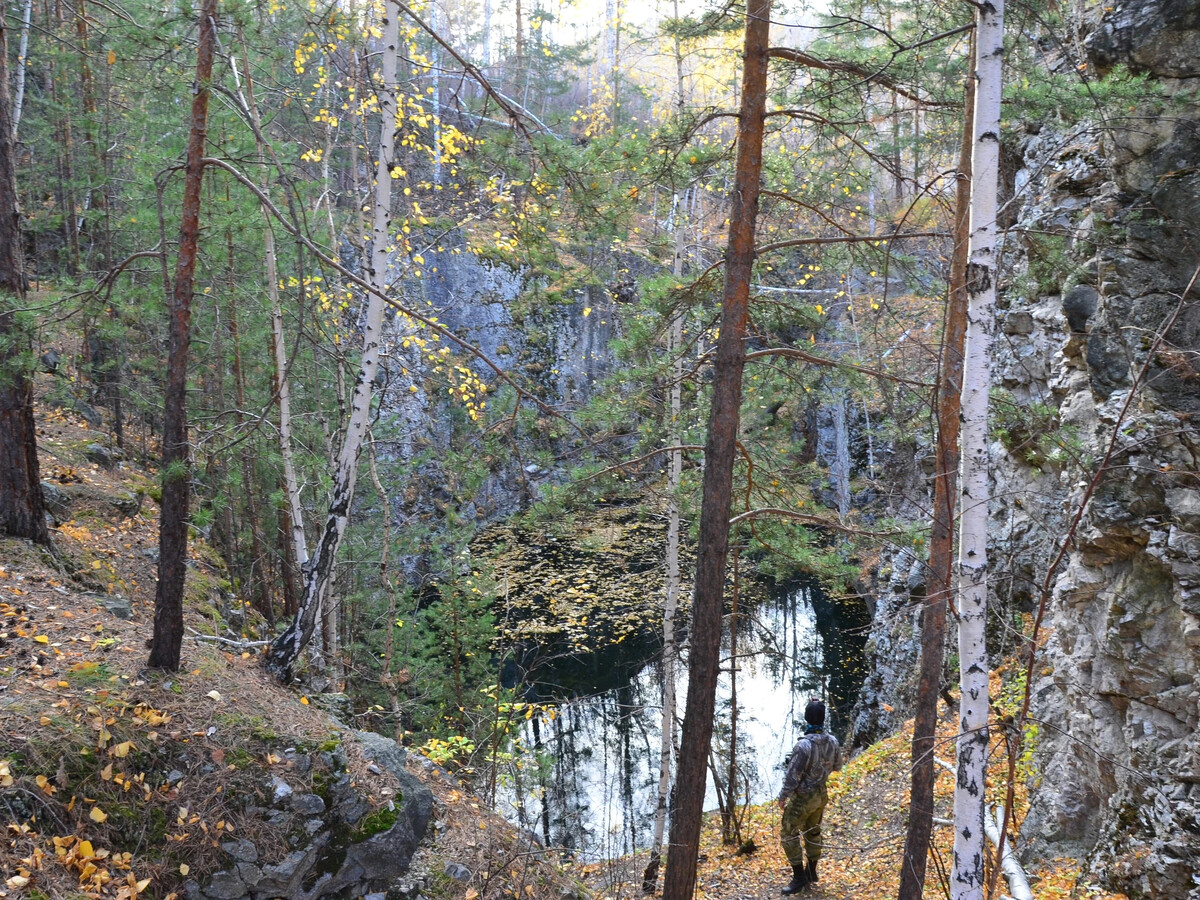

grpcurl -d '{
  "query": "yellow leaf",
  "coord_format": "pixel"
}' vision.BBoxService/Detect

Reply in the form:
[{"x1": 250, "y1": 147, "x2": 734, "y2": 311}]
[
  {"x1": 90, "y1": 806, "x2": 108, "y2": 823},
  {"x1": 92, "y1": 560, "x2": 103, "y2": 569},
  {"x1": 34, "y1": 634, "x2": 49, "y2": 643},
  {"x1": 137, "y1": 877, "x2": 152, "y2": 891},
  {"x1": 78, "y1": 840, "x2": 95, "y2": 857},
  {"x1": 107, "y1": 49, "x2": 116, "y2": 65},
  {"x1": 112, "y1": 741, "x2": 135, "y2": 758},
  {"x1": 465, "y1": 890, "x2": 479, "y2": 900},
  {"x1": 300, "y1": 696, "x2": 309, "y2": 705},
  {"x1": 179, "y1": 864, "x2": 190, "y2": 875},
  {"x1": 100, "y1": 763, "x2": 113, "y2": 781}
]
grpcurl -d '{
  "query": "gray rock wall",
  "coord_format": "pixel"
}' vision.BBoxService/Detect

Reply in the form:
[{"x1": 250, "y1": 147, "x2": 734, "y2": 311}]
[
  {"x1": 849, "y1": 3, "x2": 1200, "y2": 893},
  {"x1": 376, "y1": 236, "x2": 626, "y2": 533},
  {"x1": 996, "y1": 4, "x2": 1200, "y2": 896}
]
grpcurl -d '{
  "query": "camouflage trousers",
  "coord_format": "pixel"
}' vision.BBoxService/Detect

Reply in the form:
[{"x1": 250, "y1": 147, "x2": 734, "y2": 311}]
[{"x1": 780, "y1": 786, "x2": 829, "y2": 866}]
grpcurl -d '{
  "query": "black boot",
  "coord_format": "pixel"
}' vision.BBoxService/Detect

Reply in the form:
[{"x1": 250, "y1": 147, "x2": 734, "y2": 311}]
[
  {"x1": 806, "y1": 860, "x2": 818, "y2": 884},
  {"x1": 781, "y1": 865, "x2": 810, "y2": 894}
]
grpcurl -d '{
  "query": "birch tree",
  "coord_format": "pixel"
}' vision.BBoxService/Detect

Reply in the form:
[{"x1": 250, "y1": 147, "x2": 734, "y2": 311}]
[
  {"x1": 898, "y1": 31, "x2": 974, "y2": 900},
  {"x1": 643, "y1": 188, "x2": 687, "y2": 894},
  {"x1": 11, "y1": 0, "x2": 33, "y2": 139},
  {"x1": 228, "y1": 36, "x2": 310, "y2": 620},
  {"x1": 643, "y1": 8, "x2": 691, "y2": 886},
  {"x1": 264, "y1": 0, "x2": 402, "y2": 681},
  {"x1": 952, "y1": 3, "x2": 1004, "y2": 898}
]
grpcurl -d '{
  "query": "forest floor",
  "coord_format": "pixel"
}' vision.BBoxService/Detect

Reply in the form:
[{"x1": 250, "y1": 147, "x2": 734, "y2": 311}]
[
  {"x1": 0, "y1": 381, "x2": 1125, "y2": 900},
  {"x1": 579, "y1": 701, "x2": 1129, "y2": 900}
]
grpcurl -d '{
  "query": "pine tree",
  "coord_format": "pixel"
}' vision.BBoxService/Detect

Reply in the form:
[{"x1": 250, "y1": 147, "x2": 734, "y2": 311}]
[
  {"x1": 663, "y1": 1, "x2": 771, "y2": 897},
  {"x1": 147, "y1": 0, "x2": 219, "y2": 671},
  {"x1": 0, "y1": 13, "x2": 50, "y2": 547}
]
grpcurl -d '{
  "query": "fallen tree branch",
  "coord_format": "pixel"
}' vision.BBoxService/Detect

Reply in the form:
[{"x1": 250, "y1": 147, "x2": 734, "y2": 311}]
[
  {"x1": 985, "y1": 805, "x2": 1033, "y2": 900},
  {"x1": 185, "y1": 628, "x2": 270, "y2": 649}
]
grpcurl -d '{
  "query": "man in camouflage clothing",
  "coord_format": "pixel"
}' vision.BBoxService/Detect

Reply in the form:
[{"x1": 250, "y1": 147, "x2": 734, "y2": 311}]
[{"x1": 777, "y1": 699, "x2": 842, "y2": 893}]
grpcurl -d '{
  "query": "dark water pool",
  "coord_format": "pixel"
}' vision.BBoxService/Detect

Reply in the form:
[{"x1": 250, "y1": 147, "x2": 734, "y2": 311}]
[{"x1": 493, "y1": 580, "x2": 868, "y2": 861}]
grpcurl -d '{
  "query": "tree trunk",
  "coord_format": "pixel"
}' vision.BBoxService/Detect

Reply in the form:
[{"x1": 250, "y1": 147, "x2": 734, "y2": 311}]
[
  {"x1": 0, "y1": 15, "x2": 50, "y2": 547},
  {"x1": 644, "y1": 187, "x2": 687, "y2": 895},
  {"x1": 147, "y1": 0, "x2": 218, "y2": 671},
  {"x1": 231, "y1": 35, "x2": 310, "y2": 608},
  {"x1": 513, "y1": 0, "x2": 524, "y2": 98},
  {"x1": 662, "y1": 3, "x2": 770, "y2": 898},
  {"x1": 368, "y1": 435, "x2": 406, "y2": 741},
  {"x1": 11, "y1": 0, "x2": 33, "y2": 139},
  {"x1": 265, "y1": 0, "x2": 400, "y2": 681},
  {"x1": 227, "y1": 269, "x2": 273, "y2": 627},
  {"x1": 897, "y1": 36, "x2": 974, "y2": 900},
  {"x1": 723, "y1": 550, "x2": 741, "y2": 846},
  {"x1": 952, "y1": 5, "x2": 1004, "y2": 899}
]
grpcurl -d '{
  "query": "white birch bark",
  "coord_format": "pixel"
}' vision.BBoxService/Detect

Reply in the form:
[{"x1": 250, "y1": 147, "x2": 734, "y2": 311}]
[
  {"x1": 269, "y1": 244, "x2": 308, "y2": 578},
  {"x1": 482, "y1": 0, "x2": 491, "y2": 69},
  {"x1": 11, "y1": 0, "x2": 32, "y2": 139},
  {"x1": 646, "y1": 188, "x2": 687, "y2": 890},
  {"x1": 952, "y1": 2, "x2": 1004, "y2": 898},
  {"x1": 431, "y1": 0, "x2": 442, "y2": 185},
  {"x1": 266, "y1": 0, "x2": 400, "y2": 680}
]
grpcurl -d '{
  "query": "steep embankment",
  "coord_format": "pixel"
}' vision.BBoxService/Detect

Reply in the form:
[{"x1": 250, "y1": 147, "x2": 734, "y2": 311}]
[{"x1": 0, "y1": 389, "x2": 586, "y2": 900}]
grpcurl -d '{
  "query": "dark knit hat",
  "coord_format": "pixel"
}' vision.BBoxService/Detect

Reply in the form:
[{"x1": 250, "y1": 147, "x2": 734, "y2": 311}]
[{"x1": 804, "y1": 699, "x2": 826, "y2": 726}]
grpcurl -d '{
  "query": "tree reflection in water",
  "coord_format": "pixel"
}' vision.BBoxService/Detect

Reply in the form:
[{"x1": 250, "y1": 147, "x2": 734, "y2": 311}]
[{"x1": 494, "y1": 579, "x2": 868, "y2": 861}]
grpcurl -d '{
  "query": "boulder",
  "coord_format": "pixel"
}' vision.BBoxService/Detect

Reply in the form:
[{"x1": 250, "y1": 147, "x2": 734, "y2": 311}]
[
  {"x1": 85, "y1": 443, "x2": 119, "y2": 470},
  {"x1": 40, "y1": 481, "x2": 72, "y2": 524}
]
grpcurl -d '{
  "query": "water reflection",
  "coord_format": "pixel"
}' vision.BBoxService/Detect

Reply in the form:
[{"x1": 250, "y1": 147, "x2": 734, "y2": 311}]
[{"x1": 495, "y1": 581, "x2": 866, "y2": 861}]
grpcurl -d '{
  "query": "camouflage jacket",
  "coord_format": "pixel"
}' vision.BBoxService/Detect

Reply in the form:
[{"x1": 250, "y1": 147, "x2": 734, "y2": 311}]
[{"x1": 778, "y1": 730, "x2": 842, "y2": 799}]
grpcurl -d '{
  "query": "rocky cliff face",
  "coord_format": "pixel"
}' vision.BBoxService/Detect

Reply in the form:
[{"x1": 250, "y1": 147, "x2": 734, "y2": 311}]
[
  {"x1": 998, "y1": 4, "x2": 1200, "y2": 897},
  {"x1": 851, "y1": 2, "x2": 1199, "y2": 894},
  {"x1": 372, "y1": 238, "x2": 631, "y2": 580}
]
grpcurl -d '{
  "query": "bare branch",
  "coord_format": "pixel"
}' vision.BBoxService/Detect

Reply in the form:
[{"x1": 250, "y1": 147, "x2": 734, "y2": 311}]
[
  {"x1": 745, "y1": 346, "x2": 933, "y2": 387},
  {"x1": 756, "y1": 230, "x2": 947, "y2": 255},
  {"x1": 728, "y1": 506, "x2": 901, "y2": 538},
  {"x1": 768, "y1": 46, "x2": 947, "y2": 107}
]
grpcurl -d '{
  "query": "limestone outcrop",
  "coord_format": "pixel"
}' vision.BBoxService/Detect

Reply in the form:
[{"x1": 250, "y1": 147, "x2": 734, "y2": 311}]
[
  {"x1": 995, "y1": 3, "x2": 1200, "y2": 896},
  {"x1": 851, "y1": 2, "x2": 1199, "y2": 894}
]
